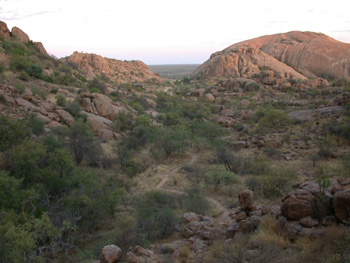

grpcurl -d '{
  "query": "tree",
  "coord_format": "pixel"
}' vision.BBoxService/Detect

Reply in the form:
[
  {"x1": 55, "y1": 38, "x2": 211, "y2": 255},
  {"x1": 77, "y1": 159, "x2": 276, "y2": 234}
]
[
  {"x1": 55, "y1": 120, "x2": 100, "y2": 165},
  {"x1": 7, "y1": 139, "x2": 45, "y2": 185},
  {"x1": 258, "y1": 108, "x2": 290, "y2": 131},
  {"x1": 0, "y1": 115, "x2": 31, "y2": 152},
  {"x1": 149, "y1": 126, "x2": 191, "y2": 158},
  {"x1": 205, "y1": 164, "x2": 237, "y2": 191}
]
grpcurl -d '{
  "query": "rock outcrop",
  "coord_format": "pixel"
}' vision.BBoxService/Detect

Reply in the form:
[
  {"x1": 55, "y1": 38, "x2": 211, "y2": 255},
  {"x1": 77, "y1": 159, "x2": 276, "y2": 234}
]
[
  {"x1": 61, "y1": 51, "x2": 162, "y2": 83},
  {"x1": 193, "y1": 45, "x2": 307, "y2": 80},
  {"x1": 11, "y1": 26, "x2": 30, "y2": 43},
  {"x1": 0, "y1": 20, "x2": 48, "y2": 56},
  {"x1": 193, "y1": 31, "x2": 350, "y2": 81},
  {"x1": 0, "y1": 21, "x2": 10, "y2": 38}
]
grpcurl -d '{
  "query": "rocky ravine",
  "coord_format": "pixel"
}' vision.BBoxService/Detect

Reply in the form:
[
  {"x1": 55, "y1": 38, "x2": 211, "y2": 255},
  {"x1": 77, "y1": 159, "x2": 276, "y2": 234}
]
[{"x1": 193, "y1": 31, "x2": 350, "y2": 81}]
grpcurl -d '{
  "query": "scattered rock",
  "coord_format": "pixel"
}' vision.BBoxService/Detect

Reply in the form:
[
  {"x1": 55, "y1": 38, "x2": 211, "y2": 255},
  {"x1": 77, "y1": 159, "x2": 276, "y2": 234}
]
[
  {"x1": 300, "y1": 216, "x2": 319, "y2": 227},
  {"x1": 204, "y1": 93, "x2": 215, "y2": 101},
  {"x1": 262, "y1": 77, "x2": 275, "y2": 85}
]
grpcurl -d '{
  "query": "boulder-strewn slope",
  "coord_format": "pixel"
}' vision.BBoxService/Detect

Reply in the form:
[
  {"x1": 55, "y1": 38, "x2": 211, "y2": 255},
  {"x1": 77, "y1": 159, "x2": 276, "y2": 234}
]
[
  {"x1": 193, "y1": 31, "x2": 350, "y2": 80},
  {"x1": 61, "y1": 51, "x2": 162, "y2": 83}
]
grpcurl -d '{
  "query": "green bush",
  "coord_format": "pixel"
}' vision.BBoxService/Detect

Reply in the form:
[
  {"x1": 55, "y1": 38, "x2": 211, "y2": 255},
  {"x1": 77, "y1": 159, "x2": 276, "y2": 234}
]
[
  {"x1": 31, "y1": 87, "x2": 46, "y2": 99},
  {"x1": 25, "y1": 64, "x2": 43, "y2": 79},
  {"x1": 112, "y1": 110, "x2": 133, "y2": 132},
  {"x1": 258, "y1": 108, "x2": 290, "y2": 131},
  {"x1": 25, "y1": 113, "x2": 45, "y2": 135},
  {"x1": 18, "y1": 71, "x2": 30, "y2": 81},
  {"x1": 88, "y1": 77, "x2": 106, "y2": 94},
  {"x1": 205, "y1": 164, "x2": 237, "y2": 191},
  {"x1": 0, "y1": 115, "x2": 31, "y2": 151},
  {"x1": 56, "y1": 93, "x2": 66, "y2": 107},
  {"x1": 64, "y1": 96, "x2": 82, "y2": 118},
  {"x1": 10, "y1": 55, "x2": 30, "y2": 71},
  {"x1": 14, "y1": 83, "x2": 26, "y2": 94},
  {"x1": 245, "y1": 167, "x2": 296, "y2": 198},
  {"x1": 182, "y1": 184, "x2": 210, "y2": 214}
]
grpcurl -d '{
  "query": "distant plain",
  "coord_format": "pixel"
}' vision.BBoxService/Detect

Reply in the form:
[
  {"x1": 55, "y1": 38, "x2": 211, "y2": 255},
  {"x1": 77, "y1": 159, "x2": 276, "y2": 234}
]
[{"x1": 148, "y1": 64, "x2": 200, "y2": 79}]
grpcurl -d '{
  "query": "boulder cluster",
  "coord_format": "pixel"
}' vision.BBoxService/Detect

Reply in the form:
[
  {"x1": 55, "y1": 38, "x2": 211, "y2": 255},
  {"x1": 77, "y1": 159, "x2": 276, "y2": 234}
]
[
  {"x1": 100, "y1": 182, "x2": 350, "y2": 262},
  {"x1": 279, "y1": 180, "x2": 350, "y2": 239}
]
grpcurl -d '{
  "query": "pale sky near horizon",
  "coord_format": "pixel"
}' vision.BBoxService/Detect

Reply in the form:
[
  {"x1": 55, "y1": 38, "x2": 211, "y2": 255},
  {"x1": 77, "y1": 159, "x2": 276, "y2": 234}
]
[{"x1": 0, "y1": 0, "x2": 349, "y2": 64}]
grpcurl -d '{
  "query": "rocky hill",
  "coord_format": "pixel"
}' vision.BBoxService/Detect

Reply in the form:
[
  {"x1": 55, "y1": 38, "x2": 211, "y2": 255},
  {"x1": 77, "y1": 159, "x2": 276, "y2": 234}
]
[
  {"x1": 193, "y1": 31, "x2": 350, "y2": 81},
  {"x1": 61, "y1": 51, "x2": 162, "y2": 84}
]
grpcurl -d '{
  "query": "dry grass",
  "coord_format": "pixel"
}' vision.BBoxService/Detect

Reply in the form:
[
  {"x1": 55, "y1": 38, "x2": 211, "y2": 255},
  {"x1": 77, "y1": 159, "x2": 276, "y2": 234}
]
[
  {"x1": 294, "y1": 226, "x2": 350, "y2": 263},
  {"x1": 253, "y1": 215, "x2": 290, "y2": 249}
]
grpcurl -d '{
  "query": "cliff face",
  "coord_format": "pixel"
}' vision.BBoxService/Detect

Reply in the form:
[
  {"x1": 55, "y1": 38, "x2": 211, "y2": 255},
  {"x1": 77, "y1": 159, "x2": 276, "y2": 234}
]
[
  {"x1": 193, "y1": 31, "x2": 350, "y2": 80},
  {"x1": 62, "y1": 52, "x2": 162, "y2": 83}
]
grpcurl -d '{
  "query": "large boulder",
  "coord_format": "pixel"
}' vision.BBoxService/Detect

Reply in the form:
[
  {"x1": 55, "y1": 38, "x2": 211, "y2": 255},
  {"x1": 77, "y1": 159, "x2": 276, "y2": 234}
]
[
  {"x1": 56, "y1": 110, "x2": 74, "y2": 126},
  {"x1": 100, "y1": 245, "x2": 122, "y2": 263},
  {"x1": 91, "y1": 93, "x2": 115, "y2": 119},
  {"x1": 333, "y1": 189, "x2": 350, "y2": 222},
  {"x1": 11, "y1": 26, "x2": 30, "y2": 42},
  {"x1": 281, "y1": 189, "x2": 316, "y2": 220},
  {"x1": 83, "y1": 111, "x2": 117, "y2": 140}
]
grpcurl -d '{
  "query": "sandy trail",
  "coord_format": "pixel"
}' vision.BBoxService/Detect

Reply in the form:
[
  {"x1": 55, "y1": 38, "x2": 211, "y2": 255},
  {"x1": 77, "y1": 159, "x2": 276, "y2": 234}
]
[{"x1": 155, "y1": 152, "x2": 197, "y2": 189}]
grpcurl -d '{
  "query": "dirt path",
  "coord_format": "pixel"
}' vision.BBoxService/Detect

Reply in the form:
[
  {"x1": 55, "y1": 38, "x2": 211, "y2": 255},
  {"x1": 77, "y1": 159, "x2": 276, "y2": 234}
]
[
  {"x1": 155, "y1": 152, "x2": 230, "y2": 221},
  {"x1": 205, "y1": 196, "x2": 230, "y2": 221},
  {"x1": 155, "y1": 152, "x2": 197, "y2": 189}
]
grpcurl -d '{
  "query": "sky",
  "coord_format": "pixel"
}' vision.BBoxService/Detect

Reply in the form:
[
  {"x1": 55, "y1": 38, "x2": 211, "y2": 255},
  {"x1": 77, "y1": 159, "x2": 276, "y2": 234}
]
[{"x1": 0, "y1": 0, "x2": 349, "y2": 65}]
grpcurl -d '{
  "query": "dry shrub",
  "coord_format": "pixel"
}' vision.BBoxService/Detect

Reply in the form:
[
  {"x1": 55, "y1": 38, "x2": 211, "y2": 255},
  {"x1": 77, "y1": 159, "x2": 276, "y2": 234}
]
[
  {"x1": 180, "y1": 245, "x2": 190, "y2": 258},
  {"x1": 253, "y1": 215, "x2": 290, "y2": 249}
]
